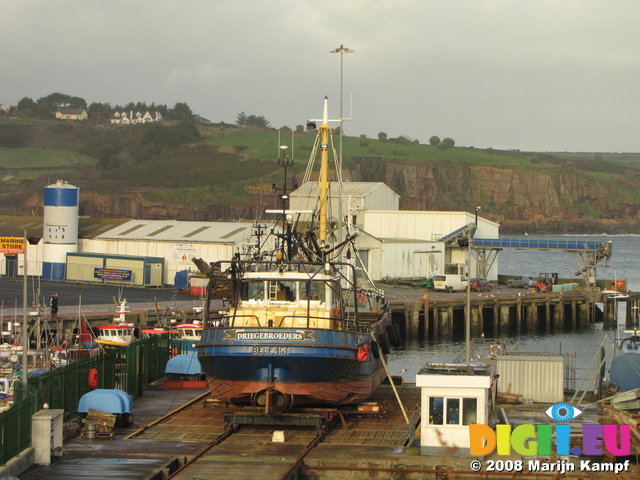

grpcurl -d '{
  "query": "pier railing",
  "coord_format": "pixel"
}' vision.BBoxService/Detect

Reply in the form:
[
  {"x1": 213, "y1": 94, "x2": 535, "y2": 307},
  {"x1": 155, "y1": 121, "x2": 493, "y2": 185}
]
[{"x1": 1, "y1": 335, "x2": 170, "y2": 466}]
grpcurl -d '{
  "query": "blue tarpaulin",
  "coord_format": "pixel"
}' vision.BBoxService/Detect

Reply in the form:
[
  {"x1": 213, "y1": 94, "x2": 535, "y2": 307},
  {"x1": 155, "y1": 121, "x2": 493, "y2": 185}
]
[
  {"x1": 165, "y1": 354, "x2": 203, "y2": 375},
  {"x1": 174, "y1": 270, "x2": 189, "y2": 290},
  {"x1": 78, "y1": 389, "x2": 133, "y2": 414}
]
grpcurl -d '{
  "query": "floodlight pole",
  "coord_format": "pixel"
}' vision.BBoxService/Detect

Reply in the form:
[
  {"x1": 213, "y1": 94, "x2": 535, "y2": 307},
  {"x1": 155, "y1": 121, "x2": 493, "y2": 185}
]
[
  {"x1": 22, "y1": 229, "x2": 28, "y2": 384},
  {"x1": 330, "y1": 44, "x2": 353, "y2": 246},
  {"x1": 465, "y1": 229, "x2": 472, "y2": 365}
]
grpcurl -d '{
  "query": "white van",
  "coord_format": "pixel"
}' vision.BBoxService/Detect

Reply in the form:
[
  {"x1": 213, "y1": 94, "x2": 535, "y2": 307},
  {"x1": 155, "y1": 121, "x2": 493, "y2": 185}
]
[{"x1": 433, "y1": 274, "x2": 468, "y2": 292}]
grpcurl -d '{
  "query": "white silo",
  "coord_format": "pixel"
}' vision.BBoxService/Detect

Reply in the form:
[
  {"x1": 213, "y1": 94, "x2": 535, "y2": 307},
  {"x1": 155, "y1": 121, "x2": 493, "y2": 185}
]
[{"x1": 42, "y1": 180, "x2": 79, "y2": 281}]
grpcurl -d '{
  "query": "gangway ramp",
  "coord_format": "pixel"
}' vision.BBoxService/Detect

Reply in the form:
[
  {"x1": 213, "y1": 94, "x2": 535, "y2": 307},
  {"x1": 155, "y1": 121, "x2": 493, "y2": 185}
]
[
  {"x1": 473, "y1": 237, "x2": 610, "y2": 253},
  {"x1": 472, "y1": 237, "x2": 612, "y2": 285}
]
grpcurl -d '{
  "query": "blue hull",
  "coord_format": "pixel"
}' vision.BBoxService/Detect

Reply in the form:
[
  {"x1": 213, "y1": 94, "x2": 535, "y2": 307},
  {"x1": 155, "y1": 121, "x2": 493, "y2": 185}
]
[{"x1": 197, "y1": 327, "x2": 388, "y2": 406}]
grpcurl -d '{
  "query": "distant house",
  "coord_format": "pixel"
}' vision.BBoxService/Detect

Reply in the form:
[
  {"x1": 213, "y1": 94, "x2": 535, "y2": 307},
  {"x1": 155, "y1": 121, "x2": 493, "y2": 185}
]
[
  {"x1": 54, "y1": 108, "x2": 88, "y2": 121},
  {"x1": 110, "y1": 110, "x2": 163, "y2": 125}
]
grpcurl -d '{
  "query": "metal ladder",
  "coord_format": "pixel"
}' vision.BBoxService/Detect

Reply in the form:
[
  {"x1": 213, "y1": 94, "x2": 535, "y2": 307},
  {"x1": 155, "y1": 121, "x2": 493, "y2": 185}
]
[{"x1": 268, "y1": 281, "x2": 279, "y2": 301}]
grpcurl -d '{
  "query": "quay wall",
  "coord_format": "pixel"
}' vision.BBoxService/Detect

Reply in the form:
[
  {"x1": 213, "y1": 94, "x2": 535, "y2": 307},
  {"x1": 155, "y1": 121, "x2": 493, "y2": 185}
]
[{"x1": 391, "y1": 291, "x2": 640, "y2": 342}]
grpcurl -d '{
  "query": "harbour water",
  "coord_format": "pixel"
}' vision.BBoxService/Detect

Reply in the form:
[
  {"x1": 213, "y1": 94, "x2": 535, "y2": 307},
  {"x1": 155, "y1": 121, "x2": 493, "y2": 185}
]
[{"x1": 388, "y1": 234, "x2": 640, "y2": 380}]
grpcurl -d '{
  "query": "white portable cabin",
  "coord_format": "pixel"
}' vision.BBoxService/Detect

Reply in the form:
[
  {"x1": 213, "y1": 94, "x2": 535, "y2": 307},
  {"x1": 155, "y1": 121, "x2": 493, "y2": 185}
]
[{"x1": 416, "y1": 363, "x2": 495, "y2": 457}]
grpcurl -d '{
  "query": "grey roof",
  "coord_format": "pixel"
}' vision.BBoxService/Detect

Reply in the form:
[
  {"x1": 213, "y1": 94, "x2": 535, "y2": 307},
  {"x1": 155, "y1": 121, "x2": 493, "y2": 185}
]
[
  {"x1": 96, "y1": 219, "x2": 272, "y2": 243},
  {"x1": 0, "y1": 216, "x2": 129, "y2": 239},
  {"x1": 290, "y1": 182, "x2": 398, "y2": 198}
]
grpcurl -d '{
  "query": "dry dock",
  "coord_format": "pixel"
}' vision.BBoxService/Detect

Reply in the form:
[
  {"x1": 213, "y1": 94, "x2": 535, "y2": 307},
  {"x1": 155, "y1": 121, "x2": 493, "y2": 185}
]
[{"x1": 19, "y1": 383, "x2": 639, "y2": 480}]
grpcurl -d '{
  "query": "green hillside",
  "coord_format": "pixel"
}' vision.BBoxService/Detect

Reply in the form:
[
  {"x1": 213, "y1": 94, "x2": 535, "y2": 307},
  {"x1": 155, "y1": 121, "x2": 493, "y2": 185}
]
[{"x1": 0, "y1": 118, "x2": 639, "y2": 231}]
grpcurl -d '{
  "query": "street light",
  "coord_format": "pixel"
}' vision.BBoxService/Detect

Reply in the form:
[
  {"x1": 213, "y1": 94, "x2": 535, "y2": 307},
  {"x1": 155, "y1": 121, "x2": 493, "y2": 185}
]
[
  {"x1": 475, "y1": 205, "x2": 481, "y2": 226},
  {"x1": 330, "y1": 44, "x2": 353, "y2": 245},
  {"x1": 465, "y1": 226, "x2": 472, "y2": 365}
]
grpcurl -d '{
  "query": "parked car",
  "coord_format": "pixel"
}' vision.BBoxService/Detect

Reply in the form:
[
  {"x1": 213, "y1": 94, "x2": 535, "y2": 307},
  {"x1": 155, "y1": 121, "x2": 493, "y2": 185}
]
[
  {"x1": 507, "y1": 276, "x2": 536, "y2": 288},
  {"x1": 433, "y1": 274, "x2": 468, "y2": 292},
  {"x1": 470, "y1": 278, "x2": 492, "y2": 292}
]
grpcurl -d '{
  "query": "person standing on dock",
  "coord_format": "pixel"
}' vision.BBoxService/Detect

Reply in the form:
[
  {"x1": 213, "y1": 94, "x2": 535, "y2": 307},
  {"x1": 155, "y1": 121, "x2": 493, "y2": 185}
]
[{"x1": 50, "y1": 293, "x2": 59, "y2": 317}]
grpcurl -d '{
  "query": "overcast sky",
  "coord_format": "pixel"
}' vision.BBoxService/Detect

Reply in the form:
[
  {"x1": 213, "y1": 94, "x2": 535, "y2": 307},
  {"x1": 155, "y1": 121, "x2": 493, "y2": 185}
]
[{"x1": 2, "y1": 0, "x2": 639, "y2": 152}]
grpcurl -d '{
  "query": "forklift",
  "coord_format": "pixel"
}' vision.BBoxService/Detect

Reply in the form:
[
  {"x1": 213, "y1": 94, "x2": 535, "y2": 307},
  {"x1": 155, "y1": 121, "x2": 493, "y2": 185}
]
[{"x1": 536, "y1": 272, "x2": 558, "y2": 293}]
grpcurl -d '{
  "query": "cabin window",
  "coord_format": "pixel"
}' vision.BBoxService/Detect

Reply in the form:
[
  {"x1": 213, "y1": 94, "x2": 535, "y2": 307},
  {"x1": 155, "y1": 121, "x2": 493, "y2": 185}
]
[
  {"x1": 427, "y1": 396, "x2": 478, "y2": 426},
  {"x1": 299, "y1": 281, "x2": 326, "y2": 302},
  {"x1": 462, "y1": 398, "x2": 478, "y2": 425},
  {"x1": 240, "y1": 281, "x2": 265, "y2": 301},
  {"x1": 446, "y1": 398, "x2": 460, "y2": 425},
  {"x1": 428, "y1": 397, "x2": 443, "y2": 425},
  {"x1": 274, "y1": 281, "x2": 296, "y2": 302}
]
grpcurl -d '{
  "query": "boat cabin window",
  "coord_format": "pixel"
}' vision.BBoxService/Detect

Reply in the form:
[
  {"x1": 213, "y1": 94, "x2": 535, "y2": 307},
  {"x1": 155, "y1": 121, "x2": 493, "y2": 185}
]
[
  {"x1": 275, "y1": 281, "x2": 297, "y2": 302},
  {"x1": 299, "y1": 281, "x2": 326, "y2": 302},
  {"x1": 181, "y1": 329, "x2": 201, "y2": 338},
  {"x1": 240, "y1": 279, "x2": 330, "y2": 304},
  {"x1": 240, "y1": 281, "x2": 266, "y2": 301}
]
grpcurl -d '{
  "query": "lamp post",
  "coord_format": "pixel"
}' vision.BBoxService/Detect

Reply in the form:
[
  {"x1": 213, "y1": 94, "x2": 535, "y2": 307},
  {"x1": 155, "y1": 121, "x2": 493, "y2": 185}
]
[
  {"x1": 475, "y1": 205, "x2": 481, "y2": 227},
  {"x1": 330, "y1": 44, "x2": 353, "y2": 246},
  {"x1": 465, "y1": 226, "x2": 472, "y2": 365},
  {"x1": 22, "y1": 229, "x2": 28, "y2": 384}
]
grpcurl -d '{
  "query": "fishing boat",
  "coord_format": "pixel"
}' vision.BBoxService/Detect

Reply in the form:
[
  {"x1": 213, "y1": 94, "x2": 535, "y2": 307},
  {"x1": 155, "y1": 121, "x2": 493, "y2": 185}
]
[
  {"x1": 174, "y1": 322, "x2": 203, "y2": 354},
  {"x1": 195, "y1": 97, "x2": 398, "y2": 413},
  {"x1": 95, "y1": 298, "x2": 137, "y2": 349}
]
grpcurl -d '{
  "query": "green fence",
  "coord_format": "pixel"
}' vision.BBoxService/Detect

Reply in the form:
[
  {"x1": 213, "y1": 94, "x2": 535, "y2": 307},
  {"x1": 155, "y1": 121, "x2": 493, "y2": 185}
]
[
  {"x1": 0, "y1": 384, "x2": 31, "y2": 465},
  {"x1": 1, "y1": 335, "x2": 171, "y2": 466}
]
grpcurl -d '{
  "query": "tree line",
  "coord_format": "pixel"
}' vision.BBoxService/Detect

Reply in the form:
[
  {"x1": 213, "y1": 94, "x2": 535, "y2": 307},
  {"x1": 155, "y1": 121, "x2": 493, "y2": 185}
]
[{"x1": 7, "y1": 92, "x2": 195, "y2": 122}]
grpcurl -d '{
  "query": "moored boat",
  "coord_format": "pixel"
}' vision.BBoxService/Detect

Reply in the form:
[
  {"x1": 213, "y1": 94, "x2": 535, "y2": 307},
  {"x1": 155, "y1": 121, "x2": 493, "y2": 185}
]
[
  {"x1": 95, "y1": 298, "x2": 137, "y2": 349},
  {"x1": 195, "y1": 97, "x2": 398, "y2": 414}
]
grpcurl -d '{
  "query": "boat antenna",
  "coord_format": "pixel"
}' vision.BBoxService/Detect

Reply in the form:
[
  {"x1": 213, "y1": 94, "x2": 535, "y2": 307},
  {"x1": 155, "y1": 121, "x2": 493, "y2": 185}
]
[{"x1": 275, "y1": 131, "x2": 294, "y2": 260}]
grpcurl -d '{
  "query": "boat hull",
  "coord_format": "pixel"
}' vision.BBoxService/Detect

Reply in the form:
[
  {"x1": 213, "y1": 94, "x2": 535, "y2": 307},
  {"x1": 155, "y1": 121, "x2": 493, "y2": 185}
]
[{"x1": 198, "y1": 326, "x2": 389, "y2": 407}]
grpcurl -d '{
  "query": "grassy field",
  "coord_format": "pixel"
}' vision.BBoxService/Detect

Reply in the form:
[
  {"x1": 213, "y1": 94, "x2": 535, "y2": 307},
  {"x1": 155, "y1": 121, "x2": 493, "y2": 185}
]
[
  {"x1": 0, "y1": 119, "x2": 639, "y2": 222},
  {"x1": 0, "y1": 146, "x2": 96, "y2": 168}
]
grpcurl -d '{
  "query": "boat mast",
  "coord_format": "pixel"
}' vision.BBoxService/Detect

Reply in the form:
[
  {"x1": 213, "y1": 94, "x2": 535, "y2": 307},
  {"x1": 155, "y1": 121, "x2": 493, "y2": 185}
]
[{"x1": 318, "y1": 97, "x2": 331, "y2": 248}]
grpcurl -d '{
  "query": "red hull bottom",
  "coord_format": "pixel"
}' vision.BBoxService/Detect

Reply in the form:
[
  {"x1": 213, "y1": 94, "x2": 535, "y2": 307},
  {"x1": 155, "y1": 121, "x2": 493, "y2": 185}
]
[{"x1": 206, "y1": 369, "x2": 387, "y2": 406}]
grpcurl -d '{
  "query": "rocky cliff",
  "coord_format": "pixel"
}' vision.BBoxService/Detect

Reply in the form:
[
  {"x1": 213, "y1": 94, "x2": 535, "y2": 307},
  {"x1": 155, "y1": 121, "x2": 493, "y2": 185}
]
[{"x1": 52, "y1": 160, "x2": 639, "y2": 233}]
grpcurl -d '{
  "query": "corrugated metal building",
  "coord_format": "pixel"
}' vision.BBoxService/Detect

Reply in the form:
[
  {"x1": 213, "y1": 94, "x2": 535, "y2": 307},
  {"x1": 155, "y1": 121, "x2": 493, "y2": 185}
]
[
  {"x1": 81, "y1": 220, "x2": 275, "y2": 285},
  {"x1": 362, "y1": 210, "x2": 501, "y2": 280},
  {"x1": 289, "y1": 182, "x2": 399, "y2": 221}
]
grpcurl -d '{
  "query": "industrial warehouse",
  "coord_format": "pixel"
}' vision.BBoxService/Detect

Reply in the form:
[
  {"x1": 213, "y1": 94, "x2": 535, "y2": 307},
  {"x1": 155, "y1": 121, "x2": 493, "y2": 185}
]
[{"x1": 0, "y1": 180, "x2": 500, "y2": 287}]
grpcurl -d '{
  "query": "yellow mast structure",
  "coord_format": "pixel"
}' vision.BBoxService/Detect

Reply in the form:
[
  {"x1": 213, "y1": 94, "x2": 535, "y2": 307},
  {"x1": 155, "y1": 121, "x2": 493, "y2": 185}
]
[{"x1": 318, "y1": 97, "x2": 331, "y2": 247}]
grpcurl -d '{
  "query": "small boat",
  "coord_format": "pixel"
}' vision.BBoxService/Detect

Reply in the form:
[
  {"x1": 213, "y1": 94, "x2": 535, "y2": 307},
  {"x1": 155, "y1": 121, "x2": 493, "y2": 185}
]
[
  {"x1": 174, "y1": 322, "x2": 203, "y2": 354},
  {"x1": 195, "y1": 97, "x2": 397, "y2": 414},
  {"x1": 95, "y1": 298, "x2": 137, "y2": 349}
]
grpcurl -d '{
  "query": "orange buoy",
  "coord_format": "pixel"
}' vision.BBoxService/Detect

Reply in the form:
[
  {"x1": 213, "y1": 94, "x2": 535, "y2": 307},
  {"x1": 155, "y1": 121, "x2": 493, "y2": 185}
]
[{"x1": 88, "y1": 368, "x2": 99, "y2": 389}]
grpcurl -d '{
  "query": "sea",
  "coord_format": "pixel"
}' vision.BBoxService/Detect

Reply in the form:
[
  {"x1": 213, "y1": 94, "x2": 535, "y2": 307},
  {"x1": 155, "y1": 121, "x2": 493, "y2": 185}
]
[{"x1": 387, "y1": 234, "x2": 640, "y2": 380}]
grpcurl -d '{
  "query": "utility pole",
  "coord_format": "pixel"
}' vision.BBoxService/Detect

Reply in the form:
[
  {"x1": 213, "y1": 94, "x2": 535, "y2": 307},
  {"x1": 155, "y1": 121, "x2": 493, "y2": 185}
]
[
  {"x1": 22, "y1": 229, "x2": 28, "y2": 384},
  {"x1": 465, "y1": 227, "x2": 472, "y2": 365},
  {"x1": 330, "y1": 44, "x2": 353, "y2": 246}
]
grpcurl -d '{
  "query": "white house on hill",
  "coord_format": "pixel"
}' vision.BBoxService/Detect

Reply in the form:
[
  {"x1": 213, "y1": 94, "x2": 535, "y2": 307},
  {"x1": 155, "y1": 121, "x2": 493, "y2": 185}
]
[
  {"x1": 110, "y1": 111, "x2": 163, "y2": 125},
  {"x1": 54, "y1": 108, "x2": 88, "y2": 121}
]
